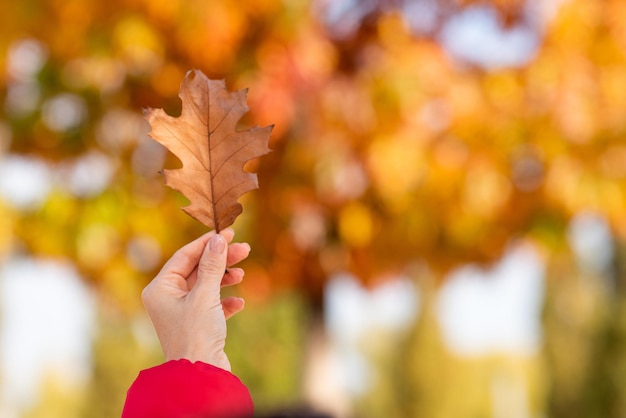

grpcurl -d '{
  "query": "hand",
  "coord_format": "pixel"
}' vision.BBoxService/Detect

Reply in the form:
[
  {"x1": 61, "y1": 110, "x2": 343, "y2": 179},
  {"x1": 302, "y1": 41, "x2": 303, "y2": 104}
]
[{"x1": 142, "y1": 229, "x2": 250, "y2": 371}]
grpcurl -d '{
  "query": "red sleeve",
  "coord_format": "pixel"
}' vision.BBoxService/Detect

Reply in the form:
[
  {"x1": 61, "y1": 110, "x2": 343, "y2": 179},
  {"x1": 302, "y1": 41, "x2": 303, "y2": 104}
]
[{"x1": 122, "y1": 359, "x2": 254, "y2": 418}]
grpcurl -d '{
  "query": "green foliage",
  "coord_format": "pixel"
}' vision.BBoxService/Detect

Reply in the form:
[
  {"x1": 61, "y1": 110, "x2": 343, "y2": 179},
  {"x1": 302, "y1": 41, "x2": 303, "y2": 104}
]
[
  {"x1": 77, "y1": 311, "x2": 163, "y2": 418},
  {"x1": 226, "y1": 293, "x2": 309, "y2": 413},
  {"x1": 544, "y1": 243, "x2": 626, "y2": 418}
]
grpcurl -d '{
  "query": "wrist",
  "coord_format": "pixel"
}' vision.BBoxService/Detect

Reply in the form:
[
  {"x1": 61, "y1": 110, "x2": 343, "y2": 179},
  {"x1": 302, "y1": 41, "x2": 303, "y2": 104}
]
[{"x1": 165, "y1": 348, "x2": 231, "y2": 371}]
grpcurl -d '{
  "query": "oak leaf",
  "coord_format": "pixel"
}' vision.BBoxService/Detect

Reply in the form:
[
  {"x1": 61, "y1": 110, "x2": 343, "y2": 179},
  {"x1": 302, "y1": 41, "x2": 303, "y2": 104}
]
[{"x1": 144, "y1": 69, "x2": 272, "y2": 232}]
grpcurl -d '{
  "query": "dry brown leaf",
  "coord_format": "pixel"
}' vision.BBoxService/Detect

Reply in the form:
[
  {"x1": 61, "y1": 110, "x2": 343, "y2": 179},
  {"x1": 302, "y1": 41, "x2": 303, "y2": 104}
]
[{"x1": 144, "y1": 69, "x2": 272, "y2": 232}]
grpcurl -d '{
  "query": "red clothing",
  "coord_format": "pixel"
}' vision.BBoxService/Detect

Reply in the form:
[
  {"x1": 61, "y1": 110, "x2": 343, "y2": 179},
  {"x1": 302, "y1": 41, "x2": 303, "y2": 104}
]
[{"x1": 122, "y1": 359, "x2": 254, "y2": 418}]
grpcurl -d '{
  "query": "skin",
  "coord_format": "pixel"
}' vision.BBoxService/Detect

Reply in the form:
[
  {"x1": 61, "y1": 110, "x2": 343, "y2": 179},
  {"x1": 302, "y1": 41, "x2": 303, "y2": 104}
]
[{"x1": 142, "y1": 228, "x2": 250, "y2": 371}]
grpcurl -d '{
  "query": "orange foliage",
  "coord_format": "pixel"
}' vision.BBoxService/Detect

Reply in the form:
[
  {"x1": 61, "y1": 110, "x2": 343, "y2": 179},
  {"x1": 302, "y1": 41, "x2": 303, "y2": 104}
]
[{"x1": 1, "y1": 0, "x2": 625, "y2": 306}]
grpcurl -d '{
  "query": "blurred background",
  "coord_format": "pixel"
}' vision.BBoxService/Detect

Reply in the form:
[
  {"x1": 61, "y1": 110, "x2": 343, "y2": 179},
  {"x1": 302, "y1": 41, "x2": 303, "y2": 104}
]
[{"x1": 0, "y1": 0, "x2": 625, "y2": 417}]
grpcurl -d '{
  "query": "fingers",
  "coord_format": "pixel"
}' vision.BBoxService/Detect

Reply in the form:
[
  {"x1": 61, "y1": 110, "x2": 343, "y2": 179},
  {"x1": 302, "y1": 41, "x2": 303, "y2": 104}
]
[
  {"x1": 195, "y1": 233, "x2": 228, "y2": 295},
  {"x1": 184, "y1": 244, "x2": 249, "y2": 290},
  {"x1": 159, "y1": 231, "x2": 215, "y2": 279},
  {"x1": 227, "y1": 242, "x2": 251, "y2": 266},
  {"x1": 160, "y1": 229, "x2": 249, "y2": 294},
  {"x1": 220, "y1": 228, "x2": 235, "y2": 244},
  {"x1": 222, "y1": 296, "x2": 245, "y2": 320},
  {"x1": 187, "y1": 267, "x2": 243, "y2": 293},
  {"x1": 159, "y1": 228, "x2": 235, "y2": 277},
  {"x1": 221, "y1": 268, "x2": 244, "y2": 287}
]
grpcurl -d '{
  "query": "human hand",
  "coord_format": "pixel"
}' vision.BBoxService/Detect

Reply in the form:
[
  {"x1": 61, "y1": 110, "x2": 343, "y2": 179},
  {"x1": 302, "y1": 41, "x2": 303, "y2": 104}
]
[{"x1": 142, "y1": 229, "x2": 250, "y2": 371}]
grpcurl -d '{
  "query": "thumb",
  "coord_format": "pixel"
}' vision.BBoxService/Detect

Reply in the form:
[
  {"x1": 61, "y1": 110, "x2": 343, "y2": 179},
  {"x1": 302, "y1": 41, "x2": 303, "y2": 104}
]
[{"x1": 196, "y1": 233, "x2": 228, "y2": 294}]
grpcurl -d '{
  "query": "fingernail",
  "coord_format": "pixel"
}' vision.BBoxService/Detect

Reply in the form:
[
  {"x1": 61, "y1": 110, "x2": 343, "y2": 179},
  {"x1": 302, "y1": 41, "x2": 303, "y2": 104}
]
[{"x1": 209, "y1": 234, "x2": 226, "y2": 254}]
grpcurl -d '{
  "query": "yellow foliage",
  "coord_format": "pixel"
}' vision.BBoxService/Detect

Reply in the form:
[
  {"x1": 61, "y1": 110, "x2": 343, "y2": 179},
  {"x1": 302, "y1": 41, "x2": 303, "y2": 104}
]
[
  {"x1": 338, "y1": 202, "x2": 374, "y2": 248},
  {"x1": 76, "y1": 223, "x2": 120, "y2": 269},
  {"x1": 113, "y1": 15, "x2": 164, "y2": 75},
  {"x1": 367, "y1": 134, "x2": 426, "y2": 211}
]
